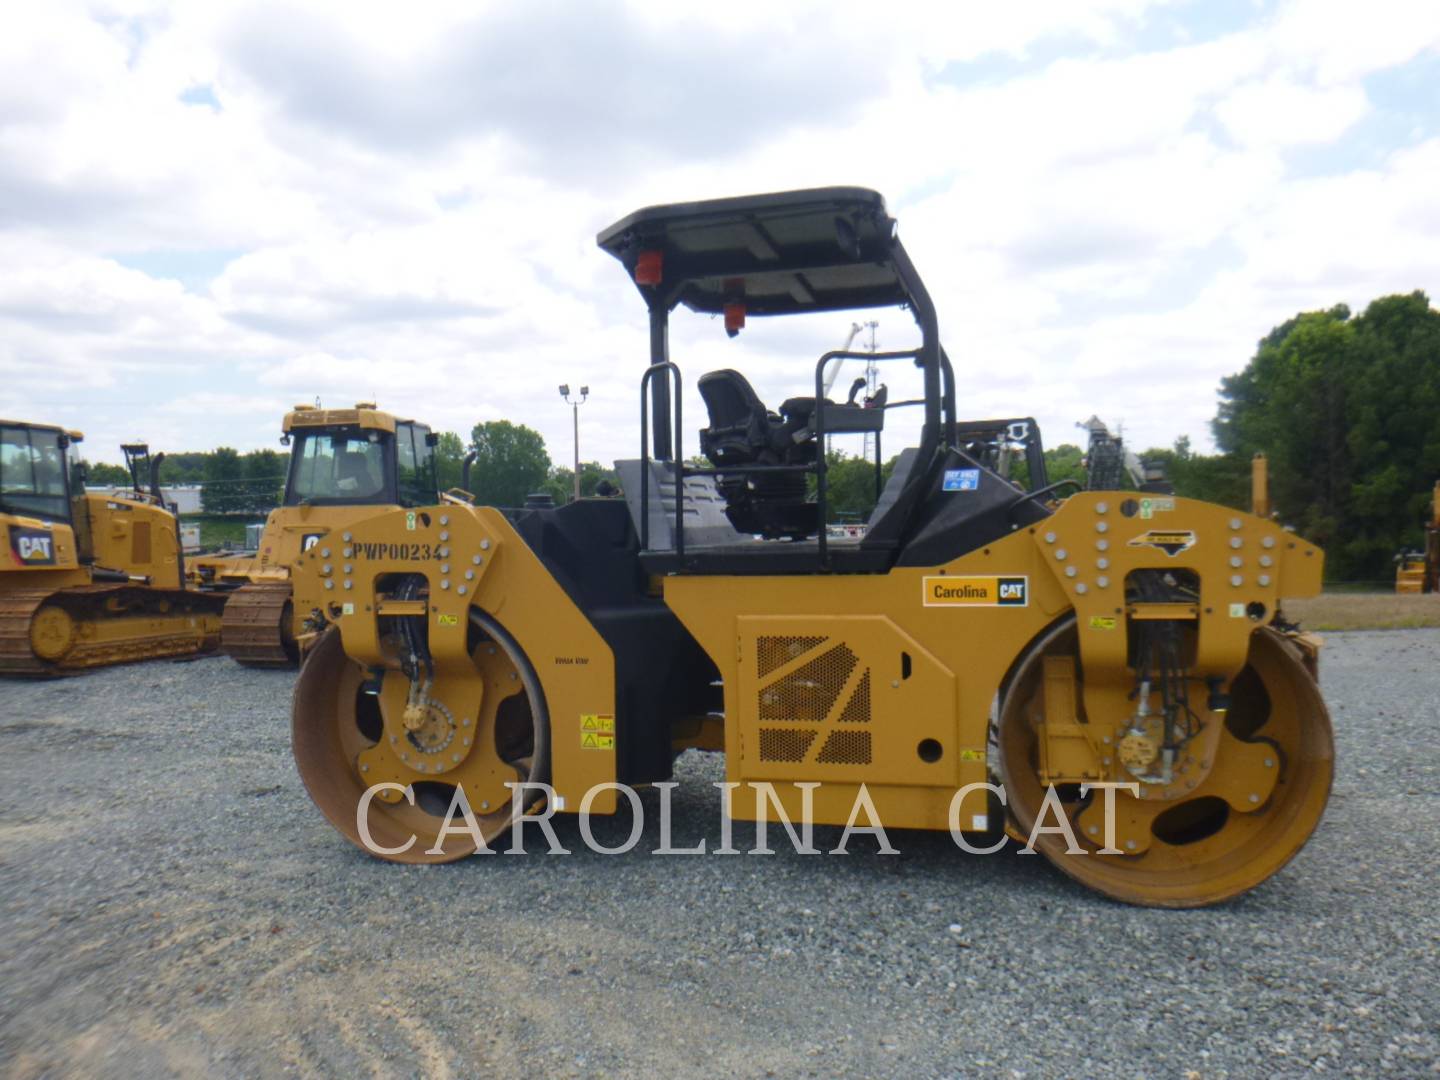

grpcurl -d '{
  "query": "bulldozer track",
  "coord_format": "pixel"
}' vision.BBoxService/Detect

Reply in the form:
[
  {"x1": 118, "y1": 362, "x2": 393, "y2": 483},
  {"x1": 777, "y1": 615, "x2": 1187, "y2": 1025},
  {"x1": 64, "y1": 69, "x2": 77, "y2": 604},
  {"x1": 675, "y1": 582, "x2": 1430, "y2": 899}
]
[
  {"x1": 221, "y1": 581, "x2": 297, "y2": 668},
  {"x1": 0, "y1": 584, "x2": 225, "y2": 676}
]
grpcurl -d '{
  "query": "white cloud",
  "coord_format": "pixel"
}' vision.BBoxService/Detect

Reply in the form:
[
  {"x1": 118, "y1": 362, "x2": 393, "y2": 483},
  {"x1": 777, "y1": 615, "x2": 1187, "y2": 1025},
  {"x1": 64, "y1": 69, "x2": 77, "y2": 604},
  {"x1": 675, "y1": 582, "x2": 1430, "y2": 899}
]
[
  {"x1": 1215, "y1": 77, "x2": 1370, "y2": 147},
  {"x1": 1, "y1": 0, "x2": 1438, "y2": 471}
]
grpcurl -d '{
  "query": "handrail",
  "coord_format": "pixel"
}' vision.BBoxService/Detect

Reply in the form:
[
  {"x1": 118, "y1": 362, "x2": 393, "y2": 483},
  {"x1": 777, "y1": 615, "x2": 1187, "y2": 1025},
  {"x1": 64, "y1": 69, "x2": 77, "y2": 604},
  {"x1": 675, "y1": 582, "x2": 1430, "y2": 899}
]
[
  {"x1": 639, "y1": 345, "x2": 940, "y2": 564},
  {"x1": 639, "y1": 362, "x2": 683, "y2": 556},
  {"x1": 815, "y1": 347, "x2": 922, "y2": 566}
]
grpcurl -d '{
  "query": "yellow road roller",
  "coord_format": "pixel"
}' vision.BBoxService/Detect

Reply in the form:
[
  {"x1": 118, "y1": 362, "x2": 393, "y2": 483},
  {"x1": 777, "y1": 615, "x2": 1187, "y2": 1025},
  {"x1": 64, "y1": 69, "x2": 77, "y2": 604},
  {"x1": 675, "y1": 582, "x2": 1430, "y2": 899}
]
[
  {"x1": 190, "y1": 403, "x2": 447, "y2": 666},
  {"x1": 0, "y1": 421, "x2": 224, "y2": 674},
  {"x1": 289, "y1": 188, "x2": 1333, "y2": 906}
]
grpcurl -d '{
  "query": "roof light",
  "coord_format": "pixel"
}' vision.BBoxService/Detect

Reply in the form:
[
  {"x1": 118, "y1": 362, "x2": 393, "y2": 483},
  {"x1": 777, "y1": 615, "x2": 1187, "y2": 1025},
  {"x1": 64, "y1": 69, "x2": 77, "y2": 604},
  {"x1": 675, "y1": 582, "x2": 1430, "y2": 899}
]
[
  {"x1": 724, "y1": 302, "x2": 746, "y2": 338},
  {"x1": 634, "y1": 249, "x2": 663, "y2": 285}
]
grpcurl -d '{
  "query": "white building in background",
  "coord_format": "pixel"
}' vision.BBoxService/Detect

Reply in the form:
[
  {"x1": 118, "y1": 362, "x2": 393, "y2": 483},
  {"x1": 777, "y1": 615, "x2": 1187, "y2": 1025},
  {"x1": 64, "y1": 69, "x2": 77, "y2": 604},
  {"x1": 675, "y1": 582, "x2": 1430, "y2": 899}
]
[{"x1": 159, "y1": 486, "x2": 203, "y2": 514}]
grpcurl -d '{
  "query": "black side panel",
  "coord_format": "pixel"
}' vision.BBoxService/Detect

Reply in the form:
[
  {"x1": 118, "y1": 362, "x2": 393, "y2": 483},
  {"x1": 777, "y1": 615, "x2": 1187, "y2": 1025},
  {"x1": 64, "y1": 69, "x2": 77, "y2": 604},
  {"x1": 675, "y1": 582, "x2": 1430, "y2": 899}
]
[
  {"x1": 505, "y1": 499, "x2": 718, "y2": 785},
  {"x1": 893, "y1": 449, "x2": 1051, "y2": 567}
]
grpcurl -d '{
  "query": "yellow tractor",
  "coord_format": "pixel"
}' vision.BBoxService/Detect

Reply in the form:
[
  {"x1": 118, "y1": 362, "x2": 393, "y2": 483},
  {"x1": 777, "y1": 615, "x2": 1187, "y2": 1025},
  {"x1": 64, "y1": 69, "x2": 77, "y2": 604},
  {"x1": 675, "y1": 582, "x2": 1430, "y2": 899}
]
[
  {"x1": 190, "y1": 404, "x2": 448, "y2": 667},
  {"x1": 1395, "y1": 480, "x2": 1439, "y2": 594},
  {"x1": 0, "y1": 420, "x2": 224, "y2": 674},
  {"x1": 288, "y1": 188, "x2": 1333, "y2": 907}
]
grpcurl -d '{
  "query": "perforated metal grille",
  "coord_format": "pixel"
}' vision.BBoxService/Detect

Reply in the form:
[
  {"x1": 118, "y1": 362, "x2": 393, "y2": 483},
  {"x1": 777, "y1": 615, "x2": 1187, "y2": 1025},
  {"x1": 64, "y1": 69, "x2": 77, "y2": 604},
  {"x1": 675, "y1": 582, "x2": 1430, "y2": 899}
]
[
  {"x1": 758, "y1": 727, "x2": 818, "y2": 762},
  {"x1": 837, "y1": 670, "x2": 871, "y2": 723},
  {"x1": 756, "y1": 635, "x2": 827, "y2": 678},
  {"x1": 758, "y1": 644, "x2": 858, "y2": 722},
  {"x1": 816, "y1": 729, "x2": 872, "y2": 764}
]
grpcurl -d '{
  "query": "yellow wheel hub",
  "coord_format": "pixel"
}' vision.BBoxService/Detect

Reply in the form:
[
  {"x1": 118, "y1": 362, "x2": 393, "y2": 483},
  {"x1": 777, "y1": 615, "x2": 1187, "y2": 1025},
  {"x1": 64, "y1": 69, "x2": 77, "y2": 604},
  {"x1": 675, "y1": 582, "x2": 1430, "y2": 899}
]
[{"x1": 30, "y1": 606, "x2": 75, "y2": 661}]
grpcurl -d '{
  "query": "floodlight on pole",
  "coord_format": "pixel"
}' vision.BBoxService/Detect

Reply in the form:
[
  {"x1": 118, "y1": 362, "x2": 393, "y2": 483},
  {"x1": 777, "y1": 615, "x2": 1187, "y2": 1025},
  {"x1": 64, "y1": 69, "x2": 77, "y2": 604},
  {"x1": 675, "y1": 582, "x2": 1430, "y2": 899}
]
[{"x1": 559, "y1": 383, "x2": 589, "y2": 502}]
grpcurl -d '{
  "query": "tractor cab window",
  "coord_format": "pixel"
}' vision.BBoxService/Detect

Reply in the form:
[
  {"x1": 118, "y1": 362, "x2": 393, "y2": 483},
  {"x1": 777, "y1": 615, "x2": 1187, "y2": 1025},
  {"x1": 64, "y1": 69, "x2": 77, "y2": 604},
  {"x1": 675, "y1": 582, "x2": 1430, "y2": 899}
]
[
  {"x1": 0, "y1": 425, "x2": 71, "y2": 523},
  {"x1": 395, "y1": 422, "x2": 437, "y2": 508},
  {"x1": 285, "y1": 430, "x2": 392, "y2": 506}
]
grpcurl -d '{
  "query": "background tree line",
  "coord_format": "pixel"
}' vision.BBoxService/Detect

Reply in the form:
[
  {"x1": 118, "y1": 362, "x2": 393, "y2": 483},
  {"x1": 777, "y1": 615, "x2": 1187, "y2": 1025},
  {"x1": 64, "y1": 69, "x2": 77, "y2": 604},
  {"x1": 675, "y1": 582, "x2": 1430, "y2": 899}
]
[
  {"x1": 78, "y1": 420, "x2": 620, "y2": 518},
  {"x1": 75, "y1": 291, "x2": 1437, "y2": 580},
  {"x1": 803, "y1": 291, "x2": 1440, "y2": 581}
]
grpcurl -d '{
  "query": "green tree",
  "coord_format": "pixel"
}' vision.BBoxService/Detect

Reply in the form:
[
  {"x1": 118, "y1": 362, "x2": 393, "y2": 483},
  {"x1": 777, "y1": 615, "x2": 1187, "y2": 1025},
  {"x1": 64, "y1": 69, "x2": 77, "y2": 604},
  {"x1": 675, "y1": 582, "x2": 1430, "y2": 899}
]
[
  {"x1": 78, "y1": 460, "x2": 131, "y2": 487},
  {"x1": 157, "y1": 452, "x2": 207, "y2": 484},
  {"x1": 1044, "y1": 444, "x2": 1086, "y2": 489},
  {"x1": 468, "y1": 420, "x2": 552, "y2": 508},
  {"x1": 240, "y1": 448, "x2": 285, "y2": 514},
  {"x1": 801, "y1": 451, "x2": 898, "y2": 523},
  {"x1": 1212, "y1": 291, "x2": 1440, "y2": 580},
  {"x1": 434, "y1": 431, "x2": 467, "y2": 493},
  {"x1": 1011, "y1": 443, "x2": 1086, "y2": 491},
  {"x1": 542, "y1": 461, "x2": 621, "y2": 504},
  {"x1": 1137, "y1": 436, "x2": 1249, "y2": 510},
  {"x1": 201, "y1": 447, "x2": 245, "y2": 514}
]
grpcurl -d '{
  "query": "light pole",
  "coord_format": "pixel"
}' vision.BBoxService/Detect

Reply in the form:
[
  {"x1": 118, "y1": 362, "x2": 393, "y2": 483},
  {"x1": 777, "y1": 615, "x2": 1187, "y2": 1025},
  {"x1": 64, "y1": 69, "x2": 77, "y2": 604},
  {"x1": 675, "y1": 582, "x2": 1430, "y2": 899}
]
[{"x1": 558, "y1": 383, "x2": 588, "y2": 502}]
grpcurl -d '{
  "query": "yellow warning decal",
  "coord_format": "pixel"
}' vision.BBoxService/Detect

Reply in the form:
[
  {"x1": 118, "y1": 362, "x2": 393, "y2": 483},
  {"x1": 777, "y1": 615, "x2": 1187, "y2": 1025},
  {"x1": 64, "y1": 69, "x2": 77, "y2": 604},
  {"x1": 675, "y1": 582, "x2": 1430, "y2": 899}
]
[
  {"x1": 436, "y1": 613, "x2": 459, "y2": 627},
  {"x1": 959, "y1": 748, "x2": 985, "y2": 761},
  {"x1": 1126, "y1": 530, "x2": 1196, "y2": 557},
  {"x1": 580, "y1": 732, "x2": 615, "y2": 750},
  {"x1": 1088, "y1": 615, "x2": 1118, "y2": 630},
  {"x1": 580, "y1": 713, "x2": 615, "y2": 733},
  {"x1": 923, "y1": 575, "x2": 1028, "y2": 607}
]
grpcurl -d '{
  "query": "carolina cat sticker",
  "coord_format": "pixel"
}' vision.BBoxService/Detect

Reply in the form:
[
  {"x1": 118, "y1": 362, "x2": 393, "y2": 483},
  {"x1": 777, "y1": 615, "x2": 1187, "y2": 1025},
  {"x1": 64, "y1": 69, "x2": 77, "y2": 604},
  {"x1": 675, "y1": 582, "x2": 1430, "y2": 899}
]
[
  {"x1": 923, "y1": 575, "x2": 1028, "y2": 607},
  {"x1": 1127, "y1": 530, "x2": 1196, "y2": 557}
]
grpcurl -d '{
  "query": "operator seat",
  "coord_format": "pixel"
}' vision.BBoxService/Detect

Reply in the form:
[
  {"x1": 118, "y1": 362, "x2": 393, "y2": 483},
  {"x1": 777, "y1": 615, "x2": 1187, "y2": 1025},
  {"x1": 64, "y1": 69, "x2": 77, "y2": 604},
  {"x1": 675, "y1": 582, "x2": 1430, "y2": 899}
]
[
  {"x1": 697, "y1": 369, "x2": 818, "y2": 540},
  {"x1": 335, "y1": 450, "x2": 380, "y2": 496}
]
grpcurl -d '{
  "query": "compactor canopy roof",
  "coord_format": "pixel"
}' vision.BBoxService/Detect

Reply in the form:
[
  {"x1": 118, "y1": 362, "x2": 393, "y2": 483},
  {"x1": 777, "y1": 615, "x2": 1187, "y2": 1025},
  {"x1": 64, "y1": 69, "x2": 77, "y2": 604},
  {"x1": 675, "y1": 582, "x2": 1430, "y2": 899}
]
[{"x1": 596, "y1": 186, "x2": 909, "y2": 316}]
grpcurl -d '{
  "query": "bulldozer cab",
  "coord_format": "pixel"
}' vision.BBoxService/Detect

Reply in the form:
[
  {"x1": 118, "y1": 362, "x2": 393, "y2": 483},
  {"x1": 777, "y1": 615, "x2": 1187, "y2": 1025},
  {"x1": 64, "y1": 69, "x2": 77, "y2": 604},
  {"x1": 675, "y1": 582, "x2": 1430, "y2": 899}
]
[
  {"x1": 281, "y1": 405, "x2": 439, "y2": 509},
  {"x1": 0, "y1": 420, "x2": 78, "y2": 526},
  {"x1": 597, "y1": 187, "x2": 1055, "y2": 574}
]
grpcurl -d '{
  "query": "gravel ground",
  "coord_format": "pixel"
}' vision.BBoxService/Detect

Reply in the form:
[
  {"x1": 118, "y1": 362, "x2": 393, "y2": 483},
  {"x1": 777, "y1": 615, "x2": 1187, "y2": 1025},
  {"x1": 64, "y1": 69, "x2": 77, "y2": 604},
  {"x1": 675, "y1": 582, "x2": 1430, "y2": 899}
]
[{"x1": 1, "y1": 630, "x2": 1437, "y2": 1079}]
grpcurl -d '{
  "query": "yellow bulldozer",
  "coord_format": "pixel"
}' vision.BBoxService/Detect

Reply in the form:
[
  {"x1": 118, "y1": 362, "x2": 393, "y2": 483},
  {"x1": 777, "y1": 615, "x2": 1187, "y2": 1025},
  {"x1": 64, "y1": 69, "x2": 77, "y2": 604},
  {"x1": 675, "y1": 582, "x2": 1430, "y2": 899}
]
[
  {"x1": 1395, "y1": 481, "x2": 1439, "y2": 594},
  {"x1": 0, "y1": 420, "x2": 224, "y2": 674},
  {"x1": 287, "y1": 188, "x2": 1333, "y2": 907},
  {"x1": 190, "y1": 403, "x2": 448, "y2": 667}
]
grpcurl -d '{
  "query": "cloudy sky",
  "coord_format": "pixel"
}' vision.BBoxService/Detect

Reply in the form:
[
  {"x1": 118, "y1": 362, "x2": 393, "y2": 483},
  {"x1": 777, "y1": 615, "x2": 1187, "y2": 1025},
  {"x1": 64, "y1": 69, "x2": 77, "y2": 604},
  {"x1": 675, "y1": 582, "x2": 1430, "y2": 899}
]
[{"x1": 3, "y1": 0, "x2": 1438, "y2": 468}]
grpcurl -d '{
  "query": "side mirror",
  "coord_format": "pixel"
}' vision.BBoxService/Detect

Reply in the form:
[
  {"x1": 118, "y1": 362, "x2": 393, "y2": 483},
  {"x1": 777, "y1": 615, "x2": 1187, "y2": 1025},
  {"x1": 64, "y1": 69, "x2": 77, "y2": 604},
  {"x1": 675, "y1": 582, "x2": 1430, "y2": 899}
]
[{"x1": 425, "y1": 431, "x2": 439, "y2": 447}]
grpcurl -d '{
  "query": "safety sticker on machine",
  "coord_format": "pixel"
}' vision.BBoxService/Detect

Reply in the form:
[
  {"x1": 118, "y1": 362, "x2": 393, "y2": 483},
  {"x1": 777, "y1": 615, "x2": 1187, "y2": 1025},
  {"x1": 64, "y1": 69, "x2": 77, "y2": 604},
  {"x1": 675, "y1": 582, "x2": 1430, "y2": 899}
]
[
  {"x1": 923, "y1": 575, "x2": 1028, "y2": 607},
  {"x1": 942, "y1": 468, "x2": 980, "y2": 491},
  {"x1": 580, "y1": 732, "x2": 615, "y2": 750},
  {"x1": 581, "y1": 713, "x2": 615, "y2": 733},
  {"x1": 1088, "y1": 615, "x2": 1118, "y2": 630}
]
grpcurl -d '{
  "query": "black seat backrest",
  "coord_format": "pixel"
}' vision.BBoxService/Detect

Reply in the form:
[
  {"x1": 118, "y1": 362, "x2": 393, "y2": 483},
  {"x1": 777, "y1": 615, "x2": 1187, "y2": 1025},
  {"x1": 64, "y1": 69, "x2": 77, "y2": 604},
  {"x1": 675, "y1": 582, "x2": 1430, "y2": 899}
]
[{"x1": 698, "y1": 369, "x2": 768, "y2": 431}]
